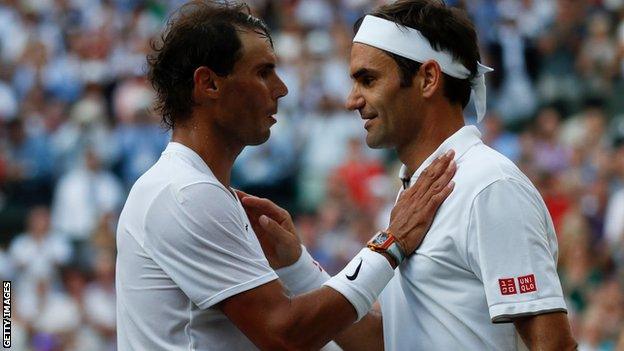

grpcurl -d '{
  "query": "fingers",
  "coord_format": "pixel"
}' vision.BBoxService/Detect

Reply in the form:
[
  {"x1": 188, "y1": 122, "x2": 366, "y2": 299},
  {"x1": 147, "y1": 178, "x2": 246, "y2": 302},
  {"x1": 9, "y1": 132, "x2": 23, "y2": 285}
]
[
  {"x1": 234, "y1": 189, "x2": 250, "y2": 200},
  {"x1": 241, "y1": 196, "x2": 290, "y2": 222},
  {"x1": 424, "y1": 180, "x2": 455, "y2": 215},
  {"x1": 401, "y1": 149, "x2": 455, "y2": 201},
  {"x1": 420, "y1": 159, "x2": 457, "y2": 201},
  {"x1": 259, "y1": 215, "x2": 289, "y2": 235}
]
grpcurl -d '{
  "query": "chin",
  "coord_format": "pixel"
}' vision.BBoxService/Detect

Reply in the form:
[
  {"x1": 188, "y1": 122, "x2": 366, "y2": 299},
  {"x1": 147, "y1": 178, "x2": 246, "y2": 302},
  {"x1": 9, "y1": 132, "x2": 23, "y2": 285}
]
[
  {"x1": 365, "y1": 133, "x2": 388, "y2": 149},
  {"x1": 248, "y1": 130, "x2": 271, "y2": 146}
]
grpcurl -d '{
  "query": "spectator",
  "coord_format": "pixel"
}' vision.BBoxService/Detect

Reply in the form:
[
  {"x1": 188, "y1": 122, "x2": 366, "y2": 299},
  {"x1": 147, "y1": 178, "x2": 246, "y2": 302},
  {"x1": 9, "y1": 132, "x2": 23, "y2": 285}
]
[
  {"x1": 51, "y1": 148, "x2": 123, "y2": 266},
  {"x1": 332, "y1": 137, "x2": 384, "y2": 210},
  {"x1": 3, "y1": 118, "x2": 53, "y2": 205},
  {"x1": 112, "y1": 75, "x2": 168, "y2": 189},
  {"x1": 8, "y1": 206, "x2": 71, "y2": 286},
  {"x1": 84, "y1": 251, "x2": 116, "y2": 349},
  {"x1": 481, "y1": 111, "x2": 521, "y2": 162}
]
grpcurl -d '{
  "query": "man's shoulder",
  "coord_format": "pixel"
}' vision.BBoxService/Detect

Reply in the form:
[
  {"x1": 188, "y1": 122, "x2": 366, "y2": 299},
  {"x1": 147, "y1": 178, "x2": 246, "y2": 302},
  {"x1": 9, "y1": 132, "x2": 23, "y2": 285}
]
[
  {"x1": 460, "y1": 143, "x2": 530, "y2": 187},
  {"x1": 142, "y1": 157, "x2": 238, "y2": 215},
  {"x1": 132, "y1": 153, "x2": 223, "y2": 199},
  {"x1": 121, "y1": 156, "x2": 223, "y2": 220},
  {"x1": 119, "y1": 158, "x2": 240, "y2": 248}
]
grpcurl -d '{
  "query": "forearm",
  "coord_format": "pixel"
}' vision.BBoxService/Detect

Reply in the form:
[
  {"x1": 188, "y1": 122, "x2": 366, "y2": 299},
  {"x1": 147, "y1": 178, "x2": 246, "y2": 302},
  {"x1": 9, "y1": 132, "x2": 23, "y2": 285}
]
[
  {"x1": 272, "y1": 247, "x2": 388, "y2": 350},
  {"x1": 513, "y1": 312, "x2": 577, "y2": 351},
  {"x1": 333, "y1": 306, "x2": 383, "y2": 351},
  {"x1": 266, "y1": 249, "x2": 394, "y2": 348},
  {"x1": 269, "y1": 286, "x2": 358, "y2": 350}
]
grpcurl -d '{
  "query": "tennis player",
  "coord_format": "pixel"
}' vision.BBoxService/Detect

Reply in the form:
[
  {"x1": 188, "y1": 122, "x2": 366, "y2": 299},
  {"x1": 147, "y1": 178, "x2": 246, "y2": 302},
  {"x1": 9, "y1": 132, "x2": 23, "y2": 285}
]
[
  {"x1": 115, "y1": 1, "x2": 456, "y2": 350},
  {"x1": 243, "y1": 0, "x2": 578, "y2": 350}
]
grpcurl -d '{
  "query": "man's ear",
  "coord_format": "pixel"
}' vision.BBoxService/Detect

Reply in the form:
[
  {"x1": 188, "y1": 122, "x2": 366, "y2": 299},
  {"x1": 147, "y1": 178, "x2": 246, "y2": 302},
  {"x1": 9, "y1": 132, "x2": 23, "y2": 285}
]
[
  {"x1": 193, "y1": 66, "x2": 219, "y2": 99},
  {"x1": 419, "y1": 60, "x2": 442, "y2": 99}
]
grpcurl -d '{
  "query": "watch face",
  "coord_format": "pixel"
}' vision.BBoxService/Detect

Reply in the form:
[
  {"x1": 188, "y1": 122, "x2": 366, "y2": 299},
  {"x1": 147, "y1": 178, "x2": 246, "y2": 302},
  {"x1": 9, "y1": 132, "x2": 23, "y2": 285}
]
[{"x1": 373, "y1": 232, "x2": 389, "y2": 245}]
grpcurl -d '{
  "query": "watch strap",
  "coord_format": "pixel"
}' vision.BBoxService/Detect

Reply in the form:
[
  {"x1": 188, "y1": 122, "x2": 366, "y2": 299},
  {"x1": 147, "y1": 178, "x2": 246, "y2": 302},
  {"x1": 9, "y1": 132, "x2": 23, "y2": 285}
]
[{"x1": 367, "y1": 230, "x2": 406, "y2": 265}]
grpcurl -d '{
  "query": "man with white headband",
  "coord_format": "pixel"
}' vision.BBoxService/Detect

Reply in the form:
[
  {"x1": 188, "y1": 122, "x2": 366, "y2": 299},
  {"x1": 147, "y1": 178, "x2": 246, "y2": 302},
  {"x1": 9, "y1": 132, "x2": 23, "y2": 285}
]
[{"x1": 242, "y1": 0, "x2": 577, "y2": 350}]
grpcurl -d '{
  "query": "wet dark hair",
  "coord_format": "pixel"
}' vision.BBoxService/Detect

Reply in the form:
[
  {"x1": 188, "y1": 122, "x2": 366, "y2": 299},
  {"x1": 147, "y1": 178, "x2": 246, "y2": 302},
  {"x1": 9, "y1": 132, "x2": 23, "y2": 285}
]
[
  {"x1": 354, "y1": 0, "x2": 480, "y2": 108},
  {"x1": 147, "y1": 1, "x2": 272, "y2": 129}
]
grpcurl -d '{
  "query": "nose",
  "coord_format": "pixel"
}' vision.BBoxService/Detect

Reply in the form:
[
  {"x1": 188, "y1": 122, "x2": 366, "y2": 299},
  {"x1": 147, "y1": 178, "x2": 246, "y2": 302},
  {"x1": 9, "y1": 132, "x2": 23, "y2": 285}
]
[
  {"x1": 273, "y1": 74, "x2": 289, "y2": 100},
  {"x1": 345, "y1": 85, "x2": 364, "y2": 111}
]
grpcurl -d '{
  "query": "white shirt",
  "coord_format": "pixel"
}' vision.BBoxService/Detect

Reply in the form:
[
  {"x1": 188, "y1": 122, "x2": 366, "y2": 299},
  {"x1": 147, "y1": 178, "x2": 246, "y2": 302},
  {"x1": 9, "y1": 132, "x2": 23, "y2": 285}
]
[
  {"x1": 52, "y1": 167, "x2": 123, "y2": 240},
  {"x1": 116, "y1": 142, "x2": 277, "y2": 351},
  {"x1": 9, "y1": 232, "x2": 71, "y2": 281},
  {"x1": 380, "y1": 126, "x2": 566, "y2": 351},
  {"x1": 604, "y1": 188, "x2": 624, "y2": 248}
]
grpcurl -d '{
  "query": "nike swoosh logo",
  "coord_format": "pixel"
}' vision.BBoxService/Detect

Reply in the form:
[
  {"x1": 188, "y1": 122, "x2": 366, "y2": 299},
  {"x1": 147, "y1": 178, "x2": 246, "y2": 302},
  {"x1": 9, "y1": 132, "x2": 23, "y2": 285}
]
[{"x1": 346, "y1": 258, "x2": 363, "y2": 281}]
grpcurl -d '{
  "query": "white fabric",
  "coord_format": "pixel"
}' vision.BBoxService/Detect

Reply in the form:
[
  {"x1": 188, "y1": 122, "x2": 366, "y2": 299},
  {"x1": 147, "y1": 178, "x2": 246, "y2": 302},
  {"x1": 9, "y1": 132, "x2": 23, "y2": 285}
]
[
  {"x1": 116, "y1": 142, "x2": 277, "y2": 351},
  {"x1": 323, "y1": 248, "x2": 395, "y2": 321},
  {"x1": 381, "y1": 126, "x2": 566, "y2": 350},
  {"x1": 52, "y1": 167, "x2": 123, "y2": 240},
  {"x1": 85, "y1": 283, "x2": 116, "y2": 329},
  {"x1": 9, "y1": 232, "x2": 71, "y2": 281},
  {"x1": 353, "y1": 15, "x2": 494, "y2": 121},
  {"x1": 275, "y1": 245, "x2": 330, "y2": 296},
  {"x1": 604, "y1": 188, "x2": 624, "y2": 248}
]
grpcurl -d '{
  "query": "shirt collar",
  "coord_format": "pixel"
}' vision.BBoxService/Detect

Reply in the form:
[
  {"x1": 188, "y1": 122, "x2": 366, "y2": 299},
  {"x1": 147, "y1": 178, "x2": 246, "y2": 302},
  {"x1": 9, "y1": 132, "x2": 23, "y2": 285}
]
[
  {"x1": 162, "y1": 142, "x2": 214, "y2": 177},
  {"x1": 399, "y1": 125, "x2": 482, "y2": 187}
]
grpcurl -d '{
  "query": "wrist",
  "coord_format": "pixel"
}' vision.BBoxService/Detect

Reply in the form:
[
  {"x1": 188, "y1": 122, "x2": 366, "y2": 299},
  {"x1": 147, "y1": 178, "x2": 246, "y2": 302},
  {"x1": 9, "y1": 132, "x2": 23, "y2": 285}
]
[
  {"x1": 275, "y1": 245, "x2": 330, "y2": 296},
  {"x1": 278, "y1": 243, "x2": 303, "y2": 269},
  {"x1": 377, "y1": 251, "x2": 398, "y2": 269},
  {"x1": 367, "y1": 230, "x2": 406, "y2": 266},
  {"x1": 323, "y1": 248, "x2": 395, "y2": 321}
]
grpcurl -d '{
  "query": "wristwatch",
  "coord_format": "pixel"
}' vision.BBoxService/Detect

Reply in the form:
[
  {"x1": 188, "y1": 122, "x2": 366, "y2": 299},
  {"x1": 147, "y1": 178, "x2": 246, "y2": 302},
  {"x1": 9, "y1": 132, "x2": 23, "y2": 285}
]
[{"x1": 367, "y1": 230, "x2": 406, "y2": 265}]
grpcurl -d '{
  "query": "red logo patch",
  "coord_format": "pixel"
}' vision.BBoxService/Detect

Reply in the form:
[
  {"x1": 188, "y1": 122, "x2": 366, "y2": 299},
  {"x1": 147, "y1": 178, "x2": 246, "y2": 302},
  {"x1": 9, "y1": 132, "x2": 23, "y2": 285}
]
[
  {"x1": 498, "y1": 278, "x2": 517, "y2": 295},
  {"x1": 518, "y1": 274, "x2": 537, "y2": 293}
]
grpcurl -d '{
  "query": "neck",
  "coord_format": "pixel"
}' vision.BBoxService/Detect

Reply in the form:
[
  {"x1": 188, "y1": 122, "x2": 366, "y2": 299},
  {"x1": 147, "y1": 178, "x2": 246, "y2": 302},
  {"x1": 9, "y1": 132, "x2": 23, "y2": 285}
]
[
  {"x1": 171, "y1": 114, "x2": 243, "y2": 188},
  {"x1": 397, "y1": 103, "x2": 464, "y2": 178}
]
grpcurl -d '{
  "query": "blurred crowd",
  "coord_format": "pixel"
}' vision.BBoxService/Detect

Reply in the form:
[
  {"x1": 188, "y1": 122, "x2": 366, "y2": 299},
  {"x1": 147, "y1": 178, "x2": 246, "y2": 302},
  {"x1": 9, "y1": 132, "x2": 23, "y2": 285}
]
[{"x1": 0, "y1": 0, "x2": 623, "y2": 350}]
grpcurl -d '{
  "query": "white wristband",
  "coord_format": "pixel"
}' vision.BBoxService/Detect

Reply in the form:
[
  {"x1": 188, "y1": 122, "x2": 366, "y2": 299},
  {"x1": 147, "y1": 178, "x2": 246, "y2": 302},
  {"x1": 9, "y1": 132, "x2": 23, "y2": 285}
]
[
  {"x1": 275, "y1": 245, "x2": 330, "y2": 296},
  {"x1": 322, "y1": 248, "x2": 395, "y2": 321}
]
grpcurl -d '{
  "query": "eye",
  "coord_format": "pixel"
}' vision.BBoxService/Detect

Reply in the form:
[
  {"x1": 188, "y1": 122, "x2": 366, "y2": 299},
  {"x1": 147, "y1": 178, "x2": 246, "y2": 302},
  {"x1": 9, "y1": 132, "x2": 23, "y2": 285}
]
[
  {"x1": 259, "y1": 67, "x2": 273, "y2": 79},
  {"x1": 361, "y1": 76, "x2": 375, "y2": 87}
]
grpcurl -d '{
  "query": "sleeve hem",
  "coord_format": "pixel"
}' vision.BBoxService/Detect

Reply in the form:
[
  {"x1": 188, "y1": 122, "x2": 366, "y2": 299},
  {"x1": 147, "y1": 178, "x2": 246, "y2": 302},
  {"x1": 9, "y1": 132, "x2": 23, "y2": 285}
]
[
  {"x1": 196, "y1": 272, "x2": 278, "y2": 309},
  {"x1": 489, "y1": 296, "x2": 567, "y2": 323}
]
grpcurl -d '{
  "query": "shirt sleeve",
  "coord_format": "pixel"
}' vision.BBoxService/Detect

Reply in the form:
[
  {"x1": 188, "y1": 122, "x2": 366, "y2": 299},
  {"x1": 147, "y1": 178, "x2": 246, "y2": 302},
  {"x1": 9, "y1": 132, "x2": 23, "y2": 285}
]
[
  {"x1": 142, "y1": 181, "x2": 277, "y2": 309},
  {"x1": 466, "y1": 178, "x2": 567, "y2": 323}
]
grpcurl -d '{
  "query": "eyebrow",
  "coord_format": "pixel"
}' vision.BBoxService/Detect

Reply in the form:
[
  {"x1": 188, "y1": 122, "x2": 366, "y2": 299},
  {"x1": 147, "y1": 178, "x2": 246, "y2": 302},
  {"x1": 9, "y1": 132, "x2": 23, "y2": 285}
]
[
  {"x1": 351, "y1": 68, "x2": 377, "y2": 80},
  {"x1": 254, "y1": 62, "x2": 276, "y2": 71}
]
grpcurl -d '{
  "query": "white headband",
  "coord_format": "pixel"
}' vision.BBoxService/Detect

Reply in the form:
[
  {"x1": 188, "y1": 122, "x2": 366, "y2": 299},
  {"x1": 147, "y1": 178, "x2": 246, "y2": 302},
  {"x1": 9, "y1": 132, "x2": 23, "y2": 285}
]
[{"x1": 353, "y1": 15, "x2": 494, "y2": 122}]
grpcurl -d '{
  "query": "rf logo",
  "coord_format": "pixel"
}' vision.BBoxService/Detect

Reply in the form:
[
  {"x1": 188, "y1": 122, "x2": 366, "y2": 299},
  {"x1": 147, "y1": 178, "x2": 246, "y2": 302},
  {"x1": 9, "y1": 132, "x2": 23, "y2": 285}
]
[{"x1": 498, "y1": 278, "x2": 517, "y2": 295}]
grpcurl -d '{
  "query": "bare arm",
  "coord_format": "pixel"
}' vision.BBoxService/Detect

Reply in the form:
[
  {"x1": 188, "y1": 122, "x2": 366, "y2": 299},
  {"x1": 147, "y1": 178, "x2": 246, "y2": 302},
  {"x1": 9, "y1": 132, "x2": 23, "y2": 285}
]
[
  {"x1": 333, "y1": 303, "x2": 384, "y2": 351},
  {"x1": 219, "y1": 280, "x2": 357, "y2": 350},
  {"x1": 232, "y1": 151, "x2": 457, "y2": 350},
  {"x1": 513, "y1": 312, "x2": 577, "y2": 351}
]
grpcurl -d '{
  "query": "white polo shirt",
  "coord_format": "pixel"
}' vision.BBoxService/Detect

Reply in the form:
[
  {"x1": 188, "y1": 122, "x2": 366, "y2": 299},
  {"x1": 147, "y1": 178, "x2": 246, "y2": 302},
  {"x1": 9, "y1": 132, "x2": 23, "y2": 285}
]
[
  {"x1": 380, "y1": 126, "x2": 566, "y2": 350},
  {"x1": 116, "y1": 142, "x2": 277, "y2": 351}
]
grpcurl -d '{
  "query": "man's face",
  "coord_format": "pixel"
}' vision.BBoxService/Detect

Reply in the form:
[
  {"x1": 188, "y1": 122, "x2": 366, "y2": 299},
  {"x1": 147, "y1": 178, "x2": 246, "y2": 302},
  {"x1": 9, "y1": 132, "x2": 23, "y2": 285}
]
[
  {"x1": 215, "y1": 30, "x2": 288, "y2": 146},
  {"x1": 346, "y1": 43, "x2": 422, "y2": 149}
]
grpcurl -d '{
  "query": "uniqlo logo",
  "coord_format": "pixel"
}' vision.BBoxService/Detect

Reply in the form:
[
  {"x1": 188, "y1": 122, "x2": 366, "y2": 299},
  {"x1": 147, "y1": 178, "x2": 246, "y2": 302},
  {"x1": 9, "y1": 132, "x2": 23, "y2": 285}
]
[
  {"x1": 518, "y1": 274, "x2": 537, "y2": 293},
  {"x1": 498, "y1": 278, "x2": 517, "y2": 295}
]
